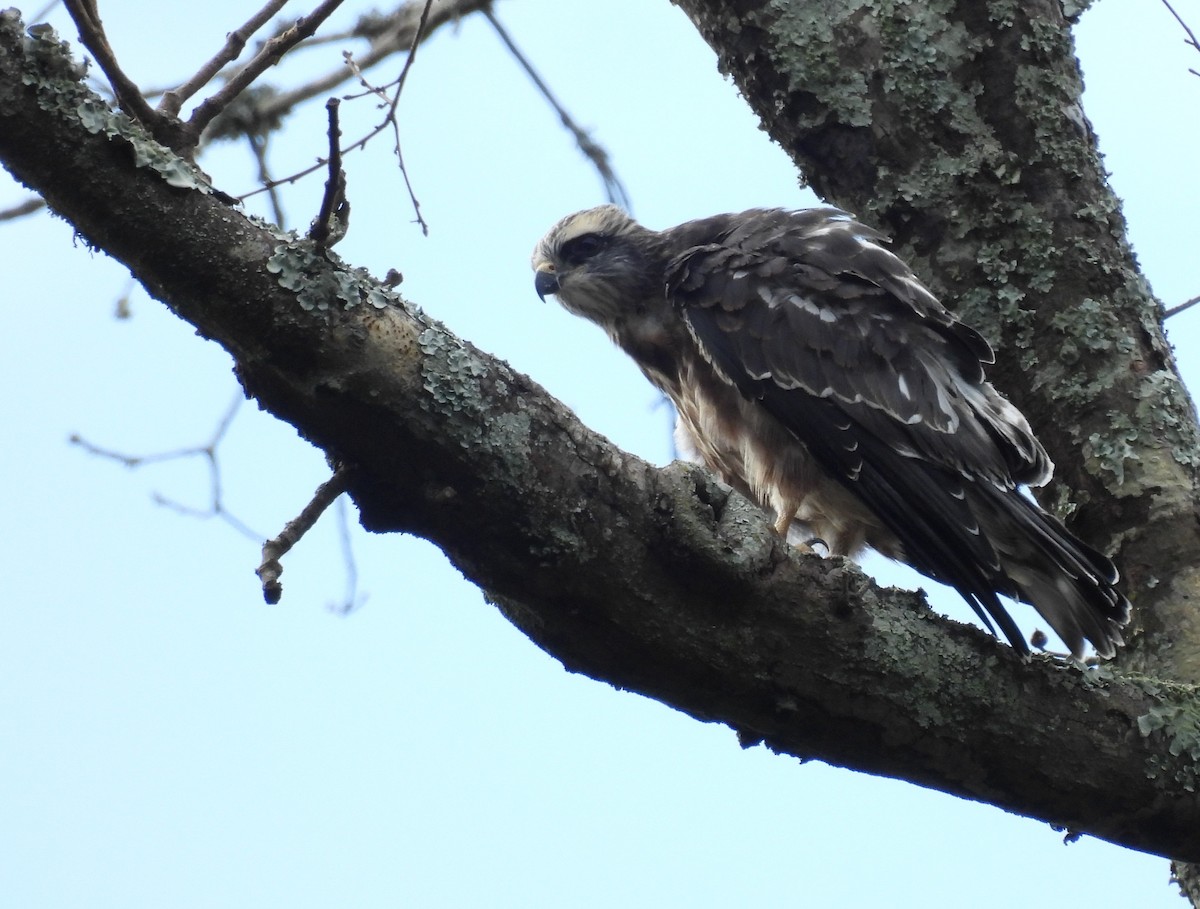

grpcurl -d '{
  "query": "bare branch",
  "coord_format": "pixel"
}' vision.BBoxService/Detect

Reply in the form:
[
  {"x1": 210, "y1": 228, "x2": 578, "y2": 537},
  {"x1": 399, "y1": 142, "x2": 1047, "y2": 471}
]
[
  {"x1": 482, "y1": 8, "x2": 632, "y2": 211},
  {"x1": 257, "y1": 466, "x2": 351, "y2": 604},
  {"x1": 186, "y1": 0, "x2": 347, "y2": 146},
  {"x1": 70, "y1": 393, "x2": 260, "y2": 540},
  {"x1": 392, "y1": 0, "x2": 432, "y2": 103},
  {"x1": 1165, "y1": 294, "x2": 1200, "y2": 320},
  {"x1": 242, "y1": 4, "x2": 436, "y2": 232},
  {"x1": 227, "y1": 1, "x2": 491, "y2": 208},
  {"x1": 158, "y1": 0, "x2": 292, "y2": 117},
  {"x1": 382, "y1": 0, "x2": 433, "y2": 233}
]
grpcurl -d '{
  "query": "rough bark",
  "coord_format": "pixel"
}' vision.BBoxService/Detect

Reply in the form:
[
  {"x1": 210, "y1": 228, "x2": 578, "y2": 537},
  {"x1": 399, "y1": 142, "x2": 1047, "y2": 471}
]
[
  {"x1": 3, "y1": 11, "x2": 1199, "y2": 862},
  {"x1": 673, "y1": 0, "x2": 1200, "y2": 682}
]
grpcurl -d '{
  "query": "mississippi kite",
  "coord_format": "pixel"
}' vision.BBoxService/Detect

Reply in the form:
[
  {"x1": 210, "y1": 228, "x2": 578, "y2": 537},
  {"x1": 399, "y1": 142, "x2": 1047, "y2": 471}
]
[{"x1": 531, "y1": 205, "x2": 1129, "y2": 658}]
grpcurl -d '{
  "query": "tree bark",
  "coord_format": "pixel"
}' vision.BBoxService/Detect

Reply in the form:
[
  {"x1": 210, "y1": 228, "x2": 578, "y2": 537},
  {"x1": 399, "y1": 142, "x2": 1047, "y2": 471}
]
[{"x1": 2, "y1": 4, "x2": 1199, "y2": 866}]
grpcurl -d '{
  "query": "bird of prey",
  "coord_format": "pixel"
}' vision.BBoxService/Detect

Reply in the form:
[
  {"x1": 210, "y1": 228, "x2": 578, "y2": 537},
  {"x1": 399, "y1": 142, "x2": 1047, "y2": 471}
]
[{"x1": 531, "y1": 205, "x2": 1130, "y2": 658}]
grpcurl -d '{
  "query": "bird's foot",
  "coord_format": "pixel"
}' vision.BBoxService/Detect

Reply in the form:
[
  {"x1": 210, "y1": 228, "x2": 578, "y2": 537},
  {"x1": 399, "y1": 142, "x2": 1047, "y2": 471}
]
[{"x1": 794, "y1": 537, "x2": 829, "y2": 557}]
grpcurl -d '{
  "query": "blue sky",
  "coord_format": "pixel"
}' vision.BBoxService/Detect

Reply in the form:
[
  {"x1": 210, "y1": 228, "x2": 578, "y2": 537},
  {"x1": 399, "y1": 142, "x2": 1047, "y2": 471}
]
[{"x1": 2, "y1": 1, "x2": 1197, "y2": 906}]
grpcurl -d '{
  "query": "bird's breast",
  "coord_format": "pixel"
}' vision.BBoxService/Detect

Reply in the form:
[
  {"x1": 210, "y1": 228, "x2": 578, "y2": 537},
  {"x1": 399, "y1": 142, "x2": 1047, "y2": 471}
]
[{"x1": 665, "y1": 351, "x2": 897, "y2": 558}]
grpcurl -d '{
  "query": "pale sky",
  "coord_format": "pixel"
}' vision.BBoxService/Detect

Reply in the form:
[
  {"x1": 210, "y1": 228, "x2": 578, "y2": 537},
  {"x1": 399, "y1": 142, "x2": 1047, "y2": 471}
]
[{"x1": 2, "y1": 1, "x2": 1197, "y2": 906}]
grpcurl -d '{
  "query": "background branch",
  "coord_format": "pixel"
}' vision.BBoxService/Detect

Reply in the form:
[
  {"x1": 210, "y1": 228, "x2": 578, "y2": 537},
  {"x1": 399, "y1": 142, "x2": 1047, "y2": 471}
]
[
  {"x1": 482, "y1": 7, "x2": 631, "y2": 211},
  {"x1": 0, "y1": 194, "x2": 44, "y2": 220},
  {"x1": 1162, "y1": 0, "x2": 1200, "y2": 76}
]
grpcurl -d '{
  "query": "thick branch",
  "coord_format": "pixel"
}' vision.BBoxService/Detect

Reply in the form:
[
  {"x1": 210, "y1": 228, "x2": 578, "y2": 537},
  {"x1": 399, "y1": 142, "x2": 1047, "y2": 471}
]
[{"x1": 1, "y1": 14, "x2": 1198, "y2": 862}]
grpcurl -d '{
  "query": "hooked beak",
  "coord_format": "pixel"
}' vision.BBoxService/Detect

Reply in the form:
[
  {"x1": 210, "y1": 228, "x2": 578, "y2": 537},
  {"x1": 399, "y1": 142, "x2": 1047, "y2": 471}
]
[{"x1": 534, "y1": 266, "x2": 560, "y2": 301}]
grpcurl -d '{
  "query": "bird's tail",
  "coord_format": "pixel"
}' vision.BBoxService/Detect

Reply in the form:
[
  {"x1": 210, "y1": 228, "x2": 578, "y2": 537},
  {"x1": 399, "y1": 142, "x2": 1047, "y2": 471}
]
[{"x1": 969, "y1": 483, "x2": 1129, "y2": 659}]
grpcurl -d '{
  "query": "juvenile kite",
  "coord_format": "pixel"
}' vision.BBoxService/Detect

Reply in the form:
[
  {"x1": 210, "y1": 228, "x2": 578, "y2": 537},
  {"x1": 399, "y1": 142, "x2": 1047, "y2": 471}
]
[{"x1": 531, "y1": 205, "x2": 1129, "y2": 658}]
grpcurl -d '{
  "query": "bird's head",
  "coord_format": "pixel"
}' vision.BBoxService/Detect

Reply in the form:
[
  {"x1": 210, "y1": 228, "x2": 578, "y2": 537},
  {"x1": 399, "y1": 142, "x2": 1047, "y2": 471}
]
[{"x1": 530, "y1": 205, "x2": 664, "y2": 327}]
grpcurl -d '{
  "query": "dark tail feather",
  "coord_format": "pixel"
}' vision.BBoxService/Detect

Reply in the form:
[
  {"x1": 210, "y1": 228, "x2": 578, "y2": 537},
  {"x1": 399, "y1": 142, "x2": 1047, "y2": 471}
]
[{"x1": 969, "y1": 483, "x2": 1129, "y2": 658}]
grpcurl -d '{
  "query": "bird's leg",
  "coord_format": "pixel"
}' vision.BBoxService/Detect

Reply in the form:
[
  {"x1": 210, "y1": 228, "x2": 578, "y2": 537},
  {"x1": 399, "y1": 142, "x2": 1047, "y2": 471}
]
[
  {"x1": 774, "y1": 511, "x2": 794, "y2": 538},
  {"x1": 774, "y1": 511, "x2": 814, "y2": 554}
]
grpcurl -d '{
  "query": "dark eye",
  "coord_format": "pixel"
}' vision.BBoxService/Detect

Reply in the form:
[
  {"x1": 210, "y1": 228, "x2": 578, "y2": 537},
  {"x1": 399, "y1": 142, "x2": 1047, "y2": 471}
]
[{"x1": 560, "y1": 233, "x2": 607, "y2": 265}]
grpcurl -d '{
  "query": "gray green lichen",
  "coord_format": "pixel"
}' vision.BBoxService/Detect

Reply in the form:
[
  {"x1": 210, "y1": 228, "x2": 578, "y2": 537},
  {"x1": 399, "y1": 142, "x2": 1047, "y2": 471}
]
[
  {"x1": 266, "y1": 241, "x2": 397, "y2": 313},
  {"x1": 1134, "y1": 679, "x2": 1200, "y2": 793},
  {"x1": 10, "y1": 21, "x2": 215, "y2": 193},
  {"x1": 766, "y1": 0, "x2": 875, "y2": 128},
  {"x1": 416, "y1": 327, "x2": 490, "y2": 419}
]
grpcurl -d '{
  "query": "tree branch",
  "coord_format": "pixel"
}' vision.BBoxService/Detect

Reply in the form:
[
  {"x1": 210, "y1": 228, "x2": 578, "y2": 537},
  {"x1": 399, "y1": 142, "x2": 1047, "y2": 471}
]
[
  {"x1": 2, "y1": 13, "x2": 1198, "y2": 862},
  {"x1": 185, "y1": 0, "x2": 346, "y2": 147},
  {"x1": 158, "y1": 0, "x2": 292, "y2": 117}
]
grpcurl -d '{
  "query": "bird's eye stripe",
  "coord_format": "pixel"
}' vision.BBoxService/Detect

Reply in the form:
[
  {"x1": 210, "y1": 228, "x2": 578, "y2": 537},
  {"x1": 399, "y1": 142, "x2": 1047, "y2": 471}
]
[{"x1": 560, "y1": 233, "x2": 607, "y2": 264}]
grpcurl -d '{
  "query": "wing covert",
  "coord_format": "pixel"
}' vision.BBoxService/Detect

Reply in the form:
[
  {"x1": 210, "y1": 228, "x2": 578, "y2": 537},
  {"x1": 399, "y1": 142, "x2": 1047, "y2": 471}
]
[{"x1": 665, "y1": 209, "x2": 1050, "y2": 487}]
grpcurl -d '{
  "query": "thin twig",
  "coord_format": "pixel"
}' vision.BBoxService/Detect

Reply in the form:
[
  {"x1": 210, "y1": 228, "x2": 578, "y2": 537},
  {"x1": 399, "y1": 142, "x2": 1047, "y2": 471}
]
[
  {"x1": 247, "y1": 132, "x2": 288, "y2": 226},
  {"x1": 188, "y1": 0, "x2": 348, "y2": 145},
  {"x1": 159, "y1": 0, "x2": 292, "y2": 117},
  {"x1": 391, "y1": 0, "x2": 431, "y2": 108},
  {"x1": 28, "y1": 1, "x2": 62, "y2": 24},
  {"x1": 482, "y1": 7, "x2": 631, "y2": 211},
  {"x1": 236, "y1": 0, "x2": 489, "y2": 204},
  {"x1": 1162, "y1": 0, "x2": 1200, "y2": 76},
  {"x1": 384, "y1": 0, "x2": 432, "y2": 235},
  {"x1": 242, "y1": 3, "x2": 434, "y2": 232},
  {"x1": 372, "y1": 0, "x2": 434, "y2": 234},
  {"x1": 152, "y1": 491, "x2": 263, "y2": 540},
  {"x1": 257, "y1": 0, "x2": 491, "y2": 125},
  {"x1": 1165, "y1": 294, "x2": 1200, "y2": 320},
  {"x1": 257, "y1": 465, "x2": 351, "y2": 604},
  {"x1": 239, "y1": 120, "x2": 376, "y2": 201}
]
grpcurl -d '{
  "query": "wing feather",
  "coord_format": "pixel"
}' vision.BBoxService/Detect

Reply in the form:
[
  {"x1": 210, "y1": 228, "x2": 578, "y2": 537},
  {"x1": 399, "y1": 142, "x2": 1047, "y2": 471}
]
[
  {"x1": 665, "y1": 208, "x2": 1126, "y2": 655},
  {"x1": 666, "y1": 210, "x2": 1049, "y2": 486}
]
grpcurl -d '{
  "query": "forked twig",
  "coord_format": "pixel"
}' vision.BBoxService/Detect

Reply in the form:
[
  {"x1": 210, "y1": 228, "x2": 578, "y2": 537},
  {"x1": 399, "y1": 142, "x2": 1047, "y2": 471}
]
[
  {"x1": 159, "y1": 0, "x2": 292, "y2": 117},
  {"x1": 1162, "y1": 0, "x2": 1200, "y2": 77},
  {"x1": 70, "y1": 392, "x2": 260, "y2": 539},
  {"x1": 187, "y1": 0, "x2": 348, "y2": 146},
  {"x1": 242, "y1": 0, "x2": 436, "y2": 232},
  {"x1": 255, "y1": 0, "x2": 491, "y2": 125}
]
